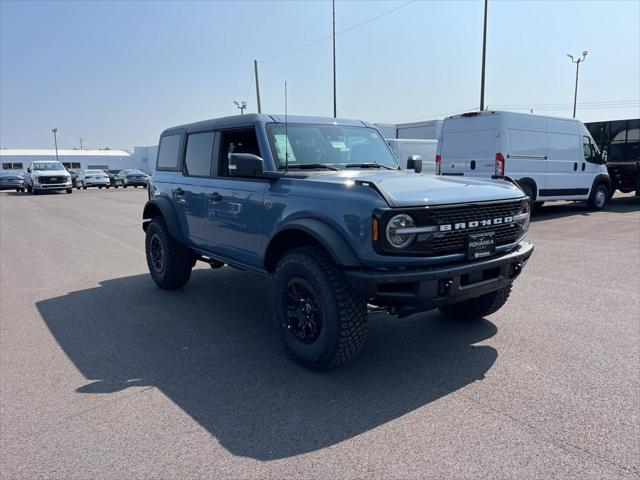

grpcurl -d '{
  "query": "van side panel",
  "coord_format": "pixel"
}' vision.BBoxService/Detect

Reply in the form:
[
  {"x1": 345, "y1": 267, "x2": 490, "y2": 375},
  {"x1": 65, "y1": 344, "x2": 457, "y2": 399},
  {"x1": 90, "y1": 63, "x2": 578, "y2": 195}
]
[
  {"x1": 505, "y1": 127, "x2": 547, "y2": 191},
  {"x1": 543, "y1": 119, "x2": 588, "y2": 197}
]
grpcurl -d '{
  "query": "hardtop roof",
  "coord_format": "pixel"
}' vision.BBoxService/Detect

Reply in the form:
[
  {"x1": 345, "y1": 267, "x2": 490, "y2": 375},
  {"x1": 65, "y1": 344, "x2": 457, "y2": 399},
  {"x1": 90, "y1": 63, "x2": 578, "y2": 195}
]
[{"x1": 161, "y1": 114, "x2": 376, "y2": 135}]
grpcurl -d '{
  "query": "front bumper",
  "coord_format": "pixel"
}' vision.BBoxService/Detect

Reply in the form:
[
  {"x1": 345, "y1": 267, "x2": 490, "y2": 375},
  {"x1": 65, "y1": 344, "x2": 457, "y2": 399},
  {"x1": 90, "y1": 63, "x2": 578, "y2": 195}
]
[
  {"x1": 345, "y1": 241, "x2": 534, "y2": 312},
  {"x1": 0, "y1": 180, "x2": 24, "y2": 190},
  {"x1": 34, "y1": 182, "x2": 72, "y2": 190}
]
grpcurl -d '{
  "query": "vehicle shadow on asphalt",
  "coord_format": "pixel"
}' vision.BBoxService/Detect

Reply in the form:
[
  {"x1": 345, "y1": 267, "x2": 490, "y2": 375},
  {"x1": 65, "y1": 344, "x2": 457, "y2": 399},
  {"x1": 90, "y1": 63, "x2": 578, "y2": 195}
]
[
  {"x1": 531, "y1": 195, "x2": 639, "y2": 223},
  {"x1": 36, "y1": 268, "x2": 497, "y2": 460}
]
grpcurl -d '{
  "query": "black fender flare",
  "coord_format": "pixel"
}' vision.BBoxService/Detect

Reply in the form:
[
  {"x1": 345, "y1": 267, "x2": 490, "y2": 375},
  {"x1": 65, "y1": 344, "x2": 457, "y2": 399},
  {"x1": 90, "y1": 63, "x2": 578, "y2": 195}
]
[
  {"x1": 590, "y1": 174, "x2": 611, "y2": 194},
  {"x1": 142, "y1": 196, "x2": 187, "y2": 244},
  {"x1": 516, "y1": 177, "x2": 538, "y2": 200},
  {"x1": 268, "y1": 218, "x2": 362, "y2": 268}
]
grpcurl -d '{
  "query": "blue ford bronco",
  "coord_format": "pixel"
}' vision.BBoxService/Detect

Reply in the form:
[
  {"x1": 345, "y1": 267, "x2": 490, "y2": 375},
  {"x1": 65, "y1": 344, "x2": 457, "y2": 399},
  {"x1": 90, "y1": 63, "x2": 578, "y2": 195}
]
[{"x1": 142, "y1": 114, "x2": 534, "y2": 369}]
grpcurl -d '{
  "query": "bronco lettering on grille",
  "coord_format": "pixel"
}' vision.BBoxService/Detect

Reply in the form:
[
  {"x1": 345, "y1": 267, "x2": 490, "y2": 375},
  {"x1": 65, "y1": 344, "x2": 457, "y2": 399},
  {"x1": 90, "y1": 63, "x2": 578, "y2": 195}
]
[{"x1": 439, "y1": 216, "x2": 513, "y2": 232}]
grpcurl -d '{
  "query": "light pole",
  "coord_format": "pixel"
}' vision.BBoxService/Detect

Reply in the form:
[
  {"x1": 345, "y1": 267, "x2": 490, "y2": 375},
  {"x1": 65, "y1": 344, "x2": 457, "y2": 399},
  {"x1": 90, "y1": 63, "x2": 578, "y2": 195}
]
[
  {"x1": 51, "y1": 128, "x2": 59, "y2": 162},
  {"x1": 332, "y1": 0, "x2": 337, "y2": 118},
  {"x1": 567, "y1": 51, "x2": 587, "y2": 118},
  {"x1": 480, "y1": 0, "x2": 488, "y2": 111},
  {"x1": 233, "y1": 100, "x2": 247, "y2": 115}
]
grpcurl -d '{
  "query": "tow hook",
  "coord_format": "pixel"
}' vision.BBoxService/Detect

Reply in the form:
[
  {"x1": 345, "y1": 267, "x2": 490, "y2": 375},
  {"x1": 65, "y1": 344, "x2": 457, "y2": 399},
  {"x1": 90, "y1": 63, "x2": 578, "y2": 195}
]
[
  {"x1": 510, "y1": 262, "x2": 523, "y2": 278},
  {"x1": 438, "y1": 278, "x2": 454, "y2": 296}
]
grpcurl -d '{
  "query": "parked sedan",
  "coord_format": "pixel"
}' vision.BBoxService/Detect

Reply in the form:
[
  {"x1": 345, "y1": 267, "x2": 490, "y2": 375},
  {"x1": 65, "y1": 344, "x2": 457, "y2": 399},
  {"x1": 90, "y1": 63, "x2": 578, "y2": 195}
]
[
  {"x1": 76, "y1": 169, "x2": 111, "y2": 189},
  {"x1": 68, "y1": 169, "x2": 81, "y2": 188},
  {"x1": 114, "y1": 169, "x2": 149, "y2": 188},
  {"x1": 0, "y1": 169, "x2": 26, "y2": 192}
]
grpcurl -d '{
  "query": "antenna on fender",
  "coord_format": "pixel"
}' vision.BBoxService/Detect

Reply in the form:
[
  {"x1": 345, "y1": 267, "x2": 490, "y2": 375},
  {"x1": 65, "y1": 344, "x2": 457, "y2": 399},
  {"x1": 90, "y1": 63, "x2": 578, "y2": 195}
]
[{"x1": 284, "y1": 80, "x2": 288, "y2": 173}]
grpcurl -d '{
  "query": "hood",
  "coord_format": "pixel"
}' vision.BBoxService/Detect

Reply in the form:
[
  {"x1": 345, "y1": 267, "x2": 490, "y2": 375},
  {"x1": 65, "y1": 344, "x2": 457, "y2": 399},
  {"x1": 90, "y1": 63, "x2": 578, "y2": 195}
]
[
  {"x1": 302, "y1": 170, "x2": 524, "y2": 207},
  {"x1": 33, "y1": 169, "x2": 69, "y2": 176}
]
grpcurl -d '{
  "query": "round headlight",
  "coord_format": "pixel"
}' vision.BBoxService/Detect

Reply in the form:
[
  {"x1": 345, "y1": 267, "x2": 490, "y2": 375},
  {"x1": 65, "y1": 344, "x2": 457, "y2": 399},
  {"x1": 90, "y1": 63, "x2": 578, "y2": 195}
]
[{"x1": 386, "y1": 214, "x2": 416, "y2": 249}]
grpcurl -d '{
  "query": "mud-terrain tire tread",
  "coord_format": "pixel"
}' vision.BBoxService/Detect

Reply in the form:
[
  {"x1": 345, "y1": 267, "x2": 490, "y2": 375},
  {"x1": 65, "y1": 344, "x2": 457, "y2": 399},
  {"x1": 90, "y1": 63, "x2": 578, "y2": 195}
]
[
  {"x1": 440, "y1": 285, "x2": 512, "y2": 321},
  {"x1": 145, "y1": 216, "x2": 192, "y2": 290},
  {"x1": 273, "y1": 246, "x2": 367, "y2": 369}
]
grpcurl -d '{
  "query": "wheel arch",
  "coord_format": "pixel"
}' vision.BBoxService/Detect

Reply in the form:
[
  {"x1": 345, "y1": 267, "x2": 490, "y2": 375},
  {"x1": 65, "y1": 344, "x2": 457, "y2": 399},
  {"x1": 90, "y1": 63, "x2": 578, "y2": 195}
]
[
  {"x1": 142, "y1": 197, "x2": 187, "y2": 244},
  {"x1": 590, "y1": 173, "x2": 611, "y2": 194},
  {"x1": 516, "y1": 177, "x2": 538, "y2": 200},
  {"x1": 264, "y1": 219, "x2": 362, "y2": 273}
]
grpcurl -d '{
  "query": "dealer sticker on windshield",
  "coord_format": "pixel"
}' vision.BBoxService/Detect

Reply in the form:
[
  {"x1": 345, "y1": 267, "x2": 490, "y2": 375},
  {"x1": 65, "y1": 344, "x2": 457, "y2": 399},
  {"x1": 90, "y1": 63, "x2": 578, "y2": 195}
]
[{"x1": 467, "y1": 232, "x2": 496, "y2": 259}]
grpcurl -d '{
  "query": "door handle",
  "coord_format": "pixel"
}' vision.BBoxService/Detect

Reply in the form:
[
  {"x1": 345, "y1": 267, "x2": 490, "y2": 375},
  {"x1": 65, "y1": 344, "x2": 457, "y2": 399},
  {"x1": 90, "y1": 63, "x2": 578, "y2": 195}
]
[
  {"x1": 172, "y1": 187, "x2": 185, "y2": 196},
  {"x1": 573, "y1": 162, "x2": 578, "y2": 171},
  {"x1": 582, "y1": 162, "x2": 586, "y2": 171},
  {"x1": 206, "y1": 192, "x2": 222, "y2": 202}
]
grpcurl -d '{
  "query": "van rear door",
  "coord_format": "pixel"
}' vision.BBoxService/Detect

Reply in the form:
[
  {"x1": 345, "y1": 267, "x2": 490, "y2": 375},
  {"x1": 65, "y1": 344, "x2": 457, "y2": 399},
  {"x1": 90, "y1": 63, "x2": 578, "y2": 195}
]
[{"x1": 439, "y1": 118, "x2": 469, "y2": 176}]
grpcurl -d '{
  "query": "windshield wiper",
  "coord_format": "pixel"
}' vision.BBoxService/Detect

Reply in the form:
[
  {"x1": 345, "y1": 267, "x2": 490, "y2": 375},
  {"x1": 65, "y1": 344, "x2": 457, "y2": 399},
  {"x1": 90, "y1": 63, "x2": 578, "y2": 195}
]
[
  {"x1": 345, "y1": 163, "x2": 395, "y2": 170},
  {"x1": 279, "y1": 163, "x2": 339, "y2": 171}
]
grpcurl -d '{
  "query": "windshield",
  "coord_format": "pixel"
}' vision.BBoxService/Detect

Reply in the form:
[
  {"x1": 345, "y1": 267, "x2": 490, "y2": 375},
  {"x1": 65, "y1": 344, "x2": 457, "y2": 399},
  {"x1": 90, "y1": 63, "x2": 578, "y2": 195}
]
[
  {"x1": 266, "y1": 124, "x2": 399, "y2": 169},
  {"x1": 33, "y1": 162, "x2": 65, "y2": 171},
  {"x1": 127, "y1": 169, "x2": 145, "y2": 175}
]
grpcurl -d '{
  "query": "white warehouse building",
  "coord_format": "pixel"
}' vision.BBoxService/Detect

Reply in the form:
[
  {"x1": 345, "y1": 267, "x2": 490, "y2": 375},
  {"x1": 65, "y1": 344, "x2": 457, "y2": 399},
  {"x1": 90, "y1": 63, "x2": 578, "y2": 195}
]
[{"x1": 0, "y1": 149, "x2": 149, "y2": 172}]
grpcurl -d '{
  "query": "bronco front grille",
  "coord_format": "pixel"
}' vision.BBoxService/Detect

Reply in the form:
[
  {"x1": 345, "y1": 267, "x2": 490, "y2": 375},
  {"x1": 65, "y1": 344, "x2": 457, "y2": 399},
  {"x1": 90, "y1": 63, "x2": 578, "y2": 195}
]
[{"x1": 376, "y1": 199, "x2": 526, "y2": 257}]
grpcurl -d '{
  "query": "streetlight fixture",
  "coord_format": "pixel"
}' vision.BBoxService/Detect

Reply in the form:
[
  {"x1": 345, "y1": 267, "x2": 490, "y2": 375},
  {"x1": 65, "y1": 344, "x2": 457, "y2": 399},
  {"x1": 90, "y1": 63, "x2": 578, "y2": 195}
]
[
  {"x1": 567, "y1": 50, "x2": 587, "y2": 118},
  {"x1": 51, "y1": 128, "x2": 59, "y2": 162},
  {"x1": 233, "y1": 100, "x2": 247, "y2": 115}
]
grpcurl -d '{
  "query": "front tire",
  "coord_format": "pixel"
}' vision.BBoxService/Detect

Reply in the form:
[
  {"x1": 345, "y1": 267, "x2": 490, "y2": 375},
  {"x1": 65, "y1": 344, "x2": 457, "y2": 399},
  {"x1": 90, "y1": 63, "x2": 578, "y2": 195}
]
[
  {"x1": 440, "y1": 285, "x2": 512, "y2": 321},
  {"x1": 272, "y1": 246, "x2": 367, "y2": 369},
  {"x1": 587, "y1": 183, "x2": 608, "y2": 210},
  {"x1": 145, "y1": 217, "x2": 193, "y2": 289},
  {"x1": 66, "y1": 189, "x2": 72, "y2": 194}
]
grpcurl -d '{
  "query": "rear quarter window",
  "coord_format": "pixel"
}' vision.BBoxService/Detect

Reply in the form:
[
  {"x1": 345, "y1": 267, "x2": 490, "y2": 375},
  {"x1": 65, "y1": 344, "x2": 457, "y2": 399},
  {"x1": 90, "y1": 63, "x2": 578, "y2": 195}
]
[{"x1": 156, "y1": 134, "x2": 182, "y2": 170}]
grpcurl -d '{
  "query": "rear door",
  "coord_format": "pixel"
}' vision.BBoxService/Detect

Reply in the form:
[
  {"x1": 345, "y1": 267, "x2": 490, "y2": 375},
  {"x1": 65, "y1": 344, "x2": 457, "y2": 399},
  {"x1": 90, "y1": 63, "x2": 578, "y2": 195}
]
[
  {"x1": 179, "y1": 130, "x2": 217, "y2": 248},
  {"x1": 439, "y1": 118, "x2": 469, "y2": 176}
]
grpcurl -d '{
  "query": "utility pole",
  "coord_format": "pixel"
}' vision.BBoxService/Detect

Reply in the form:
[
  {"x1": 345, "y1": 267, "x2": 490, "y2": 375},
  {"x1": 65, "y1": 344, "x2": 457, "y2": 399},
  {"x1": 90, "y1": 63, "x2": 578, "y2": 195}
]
[
  {"x1": 567, "y1": 51, "x2": 587, "y2": 118},
  {"x1": 233, "y1": 100, "x2": 247, "y2": 115},
  {"x1": 479, "y1": 0, "x2": 488, "y2": 111},
  {"x1": 51, "y1": 128, "x2": 59, "y2": 162},
  {"x1": 254, "y1": 60, "x2": 262, "y2": 113},
  {"x1": 332, "y1": 0, "x2": 337, "y2": 118},
  {"x1": 79, "y1": 137, "x2": 84, "y2": 150}
]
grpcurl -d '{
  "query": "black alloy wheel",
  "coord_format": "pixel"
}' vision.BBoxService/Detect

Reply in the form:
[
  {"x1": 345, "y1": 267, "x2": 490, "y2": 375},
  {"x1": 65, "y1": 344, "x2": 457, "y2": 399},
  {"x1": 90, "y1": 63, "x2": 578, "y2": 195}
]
[{"x1": 283, "y1": 277, "x2": 322, "y2": 344}]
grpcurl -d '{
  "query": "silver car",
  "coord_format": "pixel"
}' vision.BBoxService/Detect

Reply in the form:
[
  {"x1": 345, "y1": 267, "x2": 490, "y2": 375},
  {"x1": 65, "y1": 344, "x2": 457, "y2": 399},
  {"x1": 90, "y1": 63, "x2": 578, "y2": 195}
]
[{"x1": 76, "y1": 169, "x2": 111, "y2": 189}]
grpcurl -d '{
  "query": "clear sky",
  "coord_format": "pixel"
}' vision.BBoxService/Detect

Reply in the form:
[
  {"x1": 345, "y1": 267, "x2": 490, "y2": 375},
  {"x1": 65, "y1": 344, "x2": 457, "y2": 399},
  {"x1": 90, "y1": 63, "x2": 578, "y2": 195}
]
[{"x1": 1, "y1": 0, "x2": 638, "y2": 150}]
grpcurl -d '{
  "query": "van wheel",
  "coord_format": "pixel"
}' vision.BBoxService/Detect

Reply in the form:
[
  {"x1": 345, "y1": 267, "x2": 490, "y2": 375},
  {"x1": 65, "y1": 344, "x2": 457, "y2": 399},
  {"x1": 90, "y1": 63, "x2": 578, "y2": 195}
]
[
  {"x1": 440, "y1": 285, "x2": 512, "y2": 321},
  {"x1": 272, "y1": 246, "x2": 367, "y2": 369},
  {"x1": 145, "y1": 217, "x2": 193, "y2": 289},
  {"x1": 588, "y1": 183, "x2": 608, "y2": 210}
]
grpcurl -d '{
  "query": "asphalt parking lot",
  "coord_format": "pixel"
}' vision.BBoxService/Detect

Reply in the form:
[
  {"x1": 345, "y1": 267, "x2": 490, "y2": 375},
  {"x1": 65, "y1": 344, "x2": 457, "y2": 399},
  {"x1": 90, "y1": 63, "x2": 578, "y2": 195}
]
[{"x1": 0, "y1": 188, "x2": 638, "y2": 479}]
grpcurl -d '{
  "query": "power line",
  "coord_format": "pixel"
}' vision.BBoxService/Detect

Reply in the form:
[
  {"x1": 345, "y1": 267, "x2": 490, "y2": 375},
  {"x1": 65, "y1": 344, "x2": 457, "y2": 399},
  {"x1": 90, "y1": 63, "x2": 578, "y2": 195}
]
[{"x1": 259, "y1": 0, "x2": 417, "y2": 63}]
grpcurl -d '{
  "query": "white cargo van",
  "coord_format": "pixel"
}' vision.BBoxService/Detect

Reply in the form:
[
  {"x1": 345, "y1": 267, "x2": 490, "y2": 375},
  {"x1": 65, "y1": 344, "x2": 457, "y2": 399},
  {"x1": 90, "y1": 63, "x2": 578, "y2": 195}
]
[
  {"x1": 436, "y1": 111, "x2": 611, "y2": 209},
  {"x1": 387, "y1": 139, "x2": 438, "y2": 172}
]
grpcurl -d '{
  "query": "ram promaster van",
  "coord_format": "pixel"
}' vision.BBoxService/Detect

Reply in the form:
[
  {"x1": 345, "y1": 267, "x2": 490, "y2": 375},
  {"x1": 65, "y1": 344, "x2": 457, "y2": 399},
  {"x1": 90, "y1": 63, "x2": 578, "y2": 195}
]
[
  {"x1": 437, "y1": 111, "x2": 611, "y2": 209},
  {"x1": 387, "y1": 139, "x2": 438, "y2": 172}
]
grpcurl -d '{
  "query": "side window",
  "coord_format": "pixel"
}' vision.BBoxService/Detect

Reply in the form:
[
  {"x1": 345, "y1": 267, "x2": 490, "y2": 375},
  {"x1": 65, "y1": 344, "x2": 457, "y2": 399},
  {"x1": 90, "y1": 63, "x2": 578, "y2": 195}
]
[
  {"x1": 157, "y1": 134, "x2": 182, "y2": 170},
  {"x1": 184, "y1": 131, "x2": 215, "y2": 177},
  {"x1": 218, "y1": 129, "x2": 260, "y2": 176},
  {"x1": 582, "y1": 136, "x2": 594, "y2": 160}
]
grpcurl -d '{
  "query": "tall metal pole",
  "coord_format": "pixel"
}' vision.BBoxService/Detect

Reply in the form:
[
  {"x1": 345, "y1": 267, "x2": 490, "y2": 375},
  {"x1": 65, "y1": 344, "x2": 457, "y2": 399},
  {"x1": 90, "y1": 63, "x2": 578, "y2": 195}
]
[
  {"x1": 52, "y1": 128, "x2": 59, "y2": 162},
  {"x1": 572, "y1": 61, "x2": 580, "y2": 118},
  {"x1": 254, "y1": 60, "x2": 262, "y2": 114},
  {"x1": 332, "y1": 0, "x2": 337, "y2": 118},
  {"x1": 480, "y1": 0, "x2": 488, "y2": 111},
  {"x1": 567, "y1": 51, "x2": 587, "y2": 119}
]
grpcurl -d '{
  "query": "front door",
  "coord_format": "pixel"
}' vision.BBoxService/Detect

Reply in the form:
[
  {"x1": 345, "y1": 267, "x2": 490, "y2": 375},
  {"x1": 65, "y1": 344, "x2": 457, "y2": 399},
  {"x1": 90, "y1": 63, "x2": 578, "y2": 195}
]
[{"x1": 206, "y1": 128, "x2": 267, "y2": 269}]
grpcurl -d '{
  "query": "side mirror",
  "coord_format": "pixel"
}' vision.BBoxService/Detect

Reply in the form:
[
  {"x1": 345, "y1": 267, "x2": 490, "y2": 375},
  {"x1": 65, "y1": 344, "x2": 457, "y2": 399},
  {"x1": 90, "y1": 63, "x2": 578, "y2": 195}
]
[
  {"x1": 600, "y1": 150, "x2": 608, "y2": 164},
  {"x1": 27, "y1": 167, "x2": 31, "y2": 173},
  {"x1": 406, "y1": 155, "x2": 423, "y2": 173},
  {"x1": 229, "y1": 153, "x2": 268, "y2": 178}
]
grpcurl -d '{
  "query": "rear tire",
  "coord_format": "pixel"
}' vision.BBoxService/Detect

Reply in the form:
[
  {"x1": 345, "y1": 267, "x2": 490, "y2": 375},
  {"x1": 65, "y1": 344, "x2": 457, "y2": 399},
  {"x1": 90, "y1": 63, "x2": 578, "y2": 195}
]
[
  {"x1": 145, "y1": 217, "x2": 193, "y2": 289},
  {"x1": 272, "y1": 246, "x2": 367, "y2": 369},
  {"x1": 440, "y1": 285, "x2": 512, "y2": 321},
  {"x1": 587, "y1": 183, "x2": 608, "y2": 210}
]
